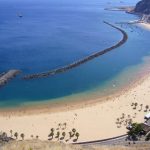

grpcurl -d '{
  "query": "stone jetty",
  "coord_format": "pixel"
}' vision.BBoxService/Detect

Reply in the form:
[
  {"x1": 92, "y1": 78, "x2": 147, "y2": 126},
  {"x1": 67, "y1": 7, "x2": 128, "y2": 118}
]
[
  {"x1": 23, "y1": 21, "x2": 128, "y2": 80},
  {"x1": 0, "y1": 70, "x2": 21, "y2": 87}
]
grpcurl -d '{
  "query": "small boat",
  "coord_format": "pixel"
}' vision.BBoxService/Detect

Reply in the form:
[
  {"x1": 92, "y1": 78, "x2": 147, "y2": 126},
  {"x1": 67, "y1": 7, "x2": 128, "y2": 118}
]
[{"x1": 17, "y1": 13, "x2": 23, "y2": 18}]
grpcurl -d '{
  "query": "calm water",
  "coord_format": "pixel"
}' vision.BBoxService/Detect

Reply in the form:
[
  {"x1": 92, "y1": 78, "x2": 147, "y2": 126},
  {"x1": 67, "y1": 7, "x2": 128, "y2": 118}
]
[{"x1": 0, "y1": 0, "x2": 149, "y2": 107}]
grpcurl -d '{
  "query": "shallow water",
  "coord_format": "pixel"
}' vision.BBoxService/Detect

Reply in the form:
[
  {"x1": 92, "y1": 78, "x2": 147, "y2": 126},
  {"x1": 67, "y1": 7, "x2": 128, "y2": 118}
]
[{"x1": 1, "y1": 0, "x2": 150, "y2": 107}]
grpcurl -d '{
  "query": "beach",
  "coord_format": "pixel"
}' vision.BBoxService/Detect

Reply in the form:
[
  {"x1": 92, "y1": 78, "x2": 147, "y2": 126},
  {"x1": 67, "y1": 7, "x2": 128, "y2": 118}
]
[
  {"x1": 0, "y1": 71, "x2": 150, "y2": 143},
  {"x1": 0, "y1": 0, "x2": 150, "y2": 144},
  {"x1": 137, "y1": 22, "x2": 150, "y2": 31}
]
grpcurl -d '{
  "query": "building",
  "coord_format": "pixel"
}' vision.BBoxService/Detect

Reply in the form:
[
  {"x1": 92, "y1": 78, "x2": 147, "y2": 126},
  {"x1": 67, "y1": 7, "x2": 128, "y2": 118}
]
[
  {"x1": 141, "y1": 113, "x2": 150, "y2": 134},
  {"x1": 144, "y1": 113, "x2": 150, "y2": 120}
]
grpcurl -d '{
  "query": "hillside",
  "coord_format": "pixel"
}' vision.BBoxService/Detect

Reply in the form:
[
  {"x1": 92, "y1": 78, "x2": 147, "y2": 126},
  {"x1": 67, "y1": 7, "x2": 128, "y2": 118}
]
[
  {"x1": 134, "y1": 0, "x2": 150, "y2": 23},
  {"x1": 134, "y1": 0, "x2": 150, "y2": 14}
]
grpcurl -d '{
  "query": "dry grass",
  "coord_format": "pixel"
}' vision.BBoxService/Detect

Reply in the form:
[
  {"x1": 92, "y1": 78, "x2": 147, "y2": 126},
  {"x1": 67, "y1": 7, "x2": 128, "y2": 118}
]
[
  {"x1": 0, "y1": 140, "x2": 150, "y2": 150},
  {"x1": 0, "y1": 140, "x2": 82, "y2": 150},
  {"x1": 91, "y1": 144, "x2": 150, "y2": 150}
]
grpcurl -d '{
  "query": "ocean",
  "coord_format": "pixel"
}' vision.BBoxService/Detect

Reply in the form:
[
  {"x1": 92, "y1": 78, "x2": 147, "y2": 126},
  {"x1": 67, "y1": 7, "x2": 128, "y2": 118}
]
[{"x1": 0, "y1": 0, "x2": 149, "y2": 107}]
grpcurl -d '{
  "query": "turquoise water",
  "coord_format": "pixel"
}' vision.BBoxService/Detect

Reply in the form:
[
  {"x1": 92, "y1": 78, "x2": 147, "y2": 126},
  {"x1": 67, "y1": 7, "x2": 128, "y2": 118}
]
[{"x1": 0, "y1": 0, "x2": 150, "y2": 107}]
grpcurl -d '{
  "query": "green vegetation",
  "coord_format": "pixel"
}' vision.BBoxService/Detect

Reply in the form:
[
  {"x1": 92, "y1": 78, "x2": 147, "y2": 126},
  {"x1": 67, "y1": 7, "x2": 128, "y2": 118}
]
[
  {"x1": 127, "y1": 123, "x2": 144, "y2": 141},
  {"x1": 126, "y1": 122, "x2": 150, "y2": 143}
]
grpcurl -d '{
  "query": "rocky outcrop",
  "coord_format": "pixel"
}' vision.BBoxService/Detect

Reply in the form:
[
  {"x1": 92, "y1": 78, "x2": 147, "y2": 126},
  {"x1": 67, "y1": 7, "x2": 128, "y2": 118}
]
[
  {"x1": 0, "y1": 70, "x2": 21, "y2": 87},
  {"x1": 134, "y1": 0, "x2": 150, "y2": 23},
  {"x1": 134, "y1": 0, "x2": 150, "y2": 14}
]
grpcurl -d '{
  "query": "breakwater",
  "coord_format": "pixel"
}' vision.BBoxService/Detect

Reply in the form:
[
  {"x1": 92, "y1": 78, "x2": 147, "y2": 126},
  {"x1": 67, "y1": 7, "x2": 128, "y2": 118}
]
[
  {"x1": 23, "y1": 21, "x2": 128, "y2": 80},
  {"x1": 0, "y1": 70, "x2": 21, "y2": 87}
]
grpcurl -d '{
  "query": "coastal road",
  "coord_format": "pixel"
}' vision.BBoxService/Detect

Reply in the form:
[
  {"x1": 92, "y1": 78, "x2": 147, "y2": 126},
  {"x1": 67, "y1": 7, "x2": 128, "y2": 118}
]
[{"x1": 75, "y1": 134, "x2": 127, "y2": 146}]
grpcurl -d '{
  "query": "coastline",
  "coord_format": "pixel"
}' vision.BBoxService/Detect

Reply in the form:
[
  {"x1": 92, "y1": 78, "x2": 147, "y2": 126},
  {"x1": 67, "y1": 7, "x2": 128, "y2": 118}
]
[
  {"x1": 0, "y1": 63, "x2": 150, "y2": 142},
  {"x1": 0, "y1": 64, "x2": 148, "y2": 116},
  {"x1": 1, "y1": 54, "x2": 150, "y2": 115},
  {"x1": 0, "y1": 4, "x2": 150, "y2": 144},
  {"x1": 136, "y1": 22, "x2": 150, "y2": 30},
  {"x1": 104, "y1": 6, "x2": 134, "y2": 13}
]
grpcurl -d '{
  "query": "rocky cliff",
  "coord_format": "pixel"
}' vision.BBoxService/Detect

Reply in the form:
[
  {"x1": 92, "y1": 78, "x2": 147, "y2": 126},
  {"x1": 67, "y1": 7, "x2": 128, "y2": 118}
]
[
  {"x1": 134, "y1": 0, "x2": 150, "y2": 23},
  {"x1": 134, "y1": 0, "x2": 150, "y2": 14}
]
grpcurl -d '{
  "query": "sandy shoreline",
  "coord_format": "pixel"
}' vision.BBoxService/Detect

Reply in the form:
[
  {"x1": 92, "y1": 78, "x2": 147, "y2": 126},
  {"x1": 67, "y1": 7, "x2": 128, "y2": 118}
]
[
  {"x1": 0, "y1": 70, "x2": 150, "y2": 143},
  {"x1": 0, "y1": 19, "x2": 150, "y2": 144},
  {"x1": 137, "y1": 22, "x2": 150, "y2": 31}
]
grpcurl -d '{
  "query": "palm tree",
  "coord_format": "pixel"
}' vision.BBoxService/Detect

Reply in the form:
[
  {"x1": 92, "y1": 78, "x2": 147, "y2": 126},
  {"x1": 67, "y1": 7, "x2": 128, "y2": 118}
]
[
  {"x1": 68, "y1": 129, "x2": 76, "y2": 139},
  {"x1": 116, "y1": 118, "x2": 120, "y2": 123},
  {"x1": 48, "y1": 131, "x2": 54, "y2": 140},
  {"x1": 115, "y1": 121, "x2": 119, "y2": 125},
  {"x1": 133, "y1": 103, "x2": 138, "y2": 109},
  {"x1": 60, "y1": 132, "x2": 66, "y2": 140},
  {"x1": 20, "y1": 133, "x2": 25, "y2": 140},
  {"x1": 31, "y1": 135, "x2": 34, "y2": 139},
  {"x1": 76, "y1": 132, "x2": 80, "y2": 140},
  {"x1": 58, "y1": 123, "x2": 61, "y2": 128},
  {"x1": 128, "y1": 115, "x2": 131, "y2": 119},
  {"x1": 68, "y1": 131, "x2": 74, "y2": 139},
  {"x1": 55, "y1": 131, "x2": 60, "y2": 140},
  {"x1": 50, "y1": 128, "x2": 54, "y2": 132},
  {"x1": 117, "y1": 124, "x2": 121, "y2": 128},
  {"x1": 72, "y1": 128, "x2": 76, "y2": 133},
  {"x1": 145, "y1": 105, "x2": 149, "y2": 112},
  {"x1": 116, "y1": 118, "x2": 120, "y2": 126},
  {"x1": 133, "y1": 113, "x2": 137, "y2": 118},
  {"x1": 128, "y1": 119, "x2": 133, "y2": 125},
  {"x1": 62, "y1": 123, "x2": 67, "y2": 130},
  {"x1": 73, "y1": 132, "x2": 80, "y2": 142},
  {"x1": 56, "y1": 123, "x2": 61, "y2": 130},
  {"x1": 64, "y1": 122, "x2": 67, "y2": 127},
  {"x1": 68, "y1": 131, "x2": 72, "y2": 139},
  {"x1": 121, "y1": 113, "x2": 125, "y2": 119},
  {"x1": 139, "y1": 104, "x2": 143, "y2": 111},
  {"x1": 14, "y1": 132, "x2": 18, "y2": 139},
  {"x1": 36, "y1": 135, "x2": 39, "y2": 139},
  {"x1": 71, "y1": 128, "x2": 76, "y2": 137},
  {"x1": 10, "y1": 130, "x2": 13, "y2": 137},
  {"x1": 64, "y1": 122, "x2": 67, "y2": 128}
]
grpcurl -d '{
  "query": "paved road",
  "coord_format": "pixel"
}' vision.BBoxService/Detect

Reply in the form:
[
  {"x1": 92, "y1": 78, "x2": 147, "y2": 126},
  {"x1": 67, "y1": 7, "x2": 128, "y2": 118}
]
[{"x1": 75, "y1": 135, "x2": 127, "y2": 146}]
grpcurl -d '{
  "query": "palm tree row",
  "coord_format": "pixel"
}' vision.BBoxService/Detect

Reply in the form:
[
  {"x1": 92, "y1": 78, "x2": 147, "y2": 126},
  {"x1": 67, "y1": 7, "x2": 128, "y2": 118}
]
[
  {"x1": 116, "y1": 112, "x2": 135, "y2": 128},
  {"x1": 3, "y1": 130, "x2": 40, "y2": 141},
  {"x1": 131, "y1": 102, "x2": 150, "y2": 112},
  {"x1": 13, "y1": 131, "x2": 25, "y2": 140},
  {"x1": 0, "y1": 130, "x2": 26, "y2": 141},
  {"x1": 48, "y1": 127, "x2": 80, "y2": 142}
]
